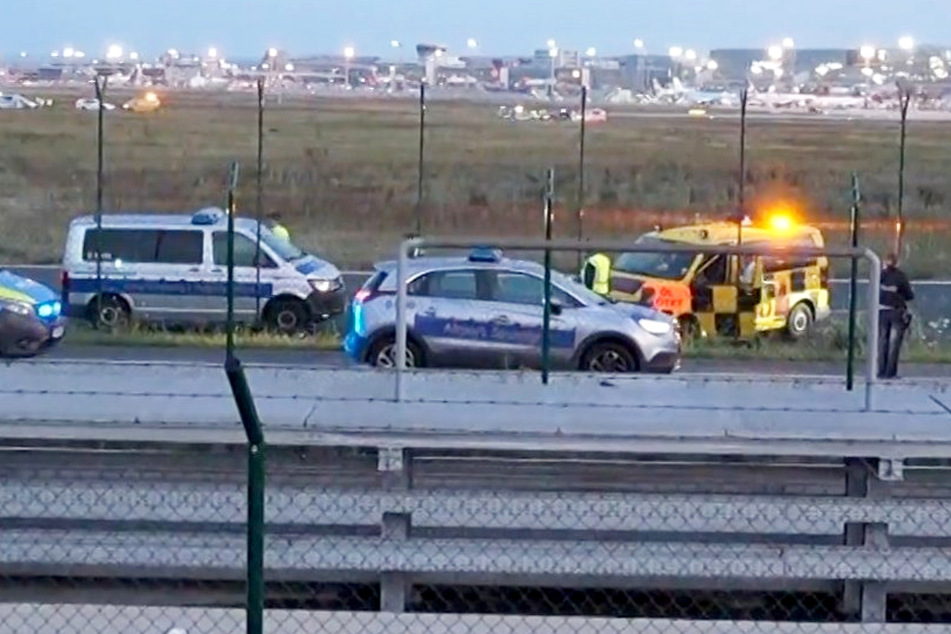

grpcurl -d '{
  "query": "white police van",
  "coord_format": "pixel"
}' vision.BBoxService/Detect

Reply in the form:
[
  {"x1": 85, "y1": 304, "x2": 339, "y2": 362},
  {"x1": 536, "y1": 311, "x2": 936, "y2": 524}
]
[{"x1": 61, "y1": 207, "x2": 345, "y2": 333}]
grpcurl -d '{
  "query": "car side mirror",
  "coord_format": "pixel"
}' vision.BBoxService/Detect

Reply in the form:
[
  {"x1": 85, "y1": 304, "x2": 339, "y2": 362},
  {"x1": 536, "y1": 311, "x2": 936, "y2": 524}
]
[{"x1": 550, "y1": 299, "x2": 564, "y2": 316}]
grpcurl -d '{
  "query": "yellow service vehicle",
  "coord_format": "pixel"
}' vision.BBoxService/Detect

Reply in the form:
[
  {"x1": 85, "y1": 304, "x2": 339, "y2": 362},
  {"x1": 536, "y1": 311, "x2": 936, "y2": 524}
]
[
  {"x1": 581, "y1": 217, "x2": 831, "y2": 340},
  {"x1": 122, "y1": 91, "x2": 162, "y2": 113}
]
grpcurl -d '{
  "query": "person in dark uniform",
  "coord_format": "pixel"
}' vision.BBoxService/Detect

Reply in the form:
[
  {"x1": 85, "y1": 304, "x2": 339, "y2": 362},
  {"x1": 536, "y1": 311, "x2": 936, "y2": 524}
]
[{"x1": 878, "y1": 253, "x2": 914, "y2": 379}]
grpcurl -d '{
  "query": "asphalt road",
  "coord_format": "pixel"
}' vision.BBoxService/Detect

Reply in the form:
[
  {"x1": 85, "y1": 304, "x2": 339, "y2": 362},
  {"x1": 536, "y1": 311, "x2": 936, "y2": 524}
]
[
  {"x1": 23, "y1": 342, "x2": 950, "y2": 378},
  {"x1": 8, "y1": 264, "x2": 951, "y2": 336}
]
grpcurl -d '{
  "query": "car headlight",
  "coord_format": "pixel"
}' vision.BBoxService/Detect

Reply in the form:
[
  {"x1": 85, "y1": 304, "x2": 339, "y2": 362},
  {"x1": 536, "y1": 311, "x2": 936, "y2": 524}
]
[
  {"x1": 638, "y1": 318, "x2": 673, "y2": 335},
  {"x1": 309, "y1": 278, "x2": 341, "y2": 293},
  {"x1": 2, "y1": 301, "x2": 33, "y2": 317}
]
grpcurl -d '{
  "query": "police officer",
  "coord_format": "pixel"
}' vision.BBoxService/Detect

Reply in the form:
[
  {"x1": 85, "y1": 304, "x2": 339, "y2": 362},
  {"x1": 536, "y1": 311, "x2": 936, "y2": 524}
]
[
  {"x1": 266, "y1": 212, "x2": 290, "y2": 241},
  {"x1": 878, "y1": 252, "x2": 914, "y2": 379}
]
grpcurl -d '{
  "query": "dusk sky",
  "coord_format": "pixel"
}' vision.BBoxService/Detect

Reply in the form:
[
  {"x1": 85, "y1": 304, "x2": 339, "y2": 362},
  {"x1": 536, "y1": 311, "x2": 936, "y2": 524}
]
[{"x1": 9, "y1": 0, "x2": 949, "y2": 59}]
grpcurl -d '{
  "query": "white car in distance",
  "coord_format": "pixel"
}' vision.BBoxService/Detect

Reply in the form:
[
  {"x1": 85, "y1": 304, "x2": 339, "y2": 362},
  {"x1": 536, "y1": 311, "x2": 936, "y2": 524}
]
[{"x1": 75, "y1": 98, "x2": 116, "y2": 111}]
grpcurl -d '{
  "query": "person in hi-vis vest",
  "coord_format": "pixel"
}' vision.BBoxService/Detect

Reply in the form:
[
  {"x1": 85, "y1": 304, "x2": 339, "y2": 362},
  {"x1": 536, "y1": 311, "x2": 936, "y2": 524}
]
[
  {"x1": 266, "y1": 212, "x2": 290, "y2": 241},
  {"x1": 582, "y1": 253, "x2": 612, "y2": 294}
]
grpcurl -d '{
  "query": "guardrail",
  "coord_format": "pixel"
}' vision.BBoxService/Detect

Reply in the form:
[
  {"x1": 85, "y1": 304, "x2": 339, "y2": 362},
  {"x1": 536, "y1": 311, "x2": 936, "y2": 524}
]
[
  {"x1": 394, "y1": 237, "x2": 882, "y2": 408},
  {"x1": 2, "y1": 438, "x2": 951, "y2": 632}
]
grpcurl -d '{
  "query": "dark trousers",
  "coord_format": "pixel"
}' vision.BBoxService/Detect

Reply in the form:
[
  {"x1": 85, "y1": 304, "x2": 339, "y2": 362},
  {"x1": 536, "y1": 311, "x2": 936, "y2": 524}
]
[{"x1": 878, "y1": 309, "x2": 908, "y2": 379}]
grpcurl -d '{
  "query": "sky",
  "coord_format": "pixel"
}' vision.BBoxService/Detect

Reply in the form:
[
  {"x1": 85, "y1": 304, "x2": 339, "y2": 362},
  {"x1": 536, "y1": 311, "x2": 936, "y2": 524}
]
[{"x1": 8, "y1": 0, "x2": 950, "y2": 60}]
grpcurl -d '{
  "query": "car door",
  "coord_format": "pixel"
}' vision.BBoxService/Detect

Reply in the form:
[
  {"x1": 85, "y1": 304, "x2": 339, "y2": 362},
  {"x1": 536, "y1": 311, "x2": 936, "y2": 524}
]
[
  {"x1": 483, "y1": 270, "x2": 580, "y2": 369},
  {"x1": 407, "y1": 268, "x2": 498, "y2": 368},
  {"x1": 208, "y1": 231, "x2": 278, "y2": 323}
]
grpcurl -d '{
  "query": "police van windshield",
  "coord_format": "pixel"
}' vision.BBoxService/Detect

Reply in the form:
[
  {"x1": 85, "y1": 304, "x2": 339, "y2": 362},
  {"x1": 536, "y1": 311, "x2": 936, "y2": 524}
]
[
  {"x1": 260, "y1": 227, "x2": 306, "y2": 261},
  {"x1": 613, "y1": 239, "x2": 696, "y2": 281}
]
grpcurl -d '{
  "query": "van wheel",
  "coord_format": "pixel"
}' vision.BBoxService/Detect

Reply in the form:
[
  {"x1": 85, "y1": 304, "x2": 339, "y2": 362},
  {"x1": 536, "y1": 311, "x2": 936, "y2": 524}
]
[
  {"x1": 580, "y1": 341, "x2": 639, "y2": 373},
  {"x1": 88, "y1": 295, "x2": 130, "y2": 330},
  {"x1": 786, "y1": 302, "x2": 814, "y2": 340},
  {"x1": 368, "y1": 335, "x2": 423, "y2": 369},
  {"x1": 264, "y1": 298, "x2": 309, "y2": 335}
]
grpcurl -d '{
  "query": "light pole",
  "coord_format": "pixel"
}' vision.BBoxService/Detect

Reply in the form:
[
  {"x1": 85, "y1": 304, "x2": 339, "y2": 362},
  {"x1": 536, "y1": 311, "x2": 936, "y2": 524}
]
[
  {"x1": 343, "y1": 46, "x2": 355, "y2": 89},
  {"x1": 548, "y1": 44, "x2": 558, "y2": 99}
]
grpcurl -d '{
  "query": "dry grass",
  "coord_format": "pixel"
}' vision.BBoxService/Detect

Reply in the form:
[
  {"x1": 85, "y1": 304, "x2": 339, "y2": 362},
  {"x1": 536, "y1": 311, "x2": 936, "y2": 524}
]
[{"x1": 2, "y1": 88, "x2": 950, "y2": 276}]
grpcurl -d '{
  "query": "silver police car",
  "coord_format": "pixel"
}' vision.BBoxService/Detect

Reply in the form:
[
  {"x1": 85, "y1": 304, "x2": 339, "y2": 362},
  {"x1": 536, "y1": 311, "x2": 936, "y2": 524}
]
[{"x1": 344, "y1": 248, "x2": 681, "y2": 373}]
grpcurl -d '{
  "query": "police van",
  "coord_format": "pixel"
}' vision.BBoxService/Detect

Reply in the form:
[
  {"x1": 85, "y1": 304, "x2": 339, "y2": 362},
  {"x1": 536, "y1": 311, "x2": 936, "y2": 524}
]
[{"x1": 61, "y1": 208, "x2": 346, "y2": 333}]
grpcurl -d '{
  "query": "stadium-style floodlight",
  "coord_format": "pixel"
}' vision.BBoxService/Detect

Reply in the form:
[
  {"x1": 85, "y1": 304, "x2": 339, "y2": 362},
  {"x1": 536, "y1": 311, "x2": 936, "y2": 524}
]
[
  {"x1": 782, "y1": 37, "x2": 795, "y2": 49},
  {"x1": 391, "y1": 40, "x2": 401, "y2": 48},
  {"x1": 684, "y1": 49, "x2": 697, "y2": 61},
  {"x1": 586, "y1": 47, "x2": 597, "y2": 57},
  {"x1": 668, "y1": 46, "x2": 683, "y2": 58},
  {"x1": 208, "y1": 47, "x2": 218, "y2": 59},
  {"x1": 860, "y1": 45, "x2": 876, "y2": 61},
  {"x1": 63, "y1": 47, "x2": 75, "y2": 58},
  {"x1": 634, "y1": 39, "x2": 645, "y2": 50},
  {"x1": 899, "y1": 36, "x2": 914, "y2": 51},
  {"x1": 344, "y1": 46, "x2": 355, "y2": 59},
  {"x1": 284, "y1": 62, "x2": 295, "y2": 72},
  {"x1": 129, "y1": 51, "x2": 139, "y2": 61},
  {"x1": 547, "y1": 39, "x2": 556, "y2": 49},
  {"x1": 106, "y1": 44, "x2": 123, "y2": 60},
  {"x1": 267, "y1": 47, "x2": 278, "y2": 58},
  {"x1": 706, "y1": 59, "x2": 719, "y2": 71},
  {"x1": 767, "y1": 45, "x2": 783, "y2": 61},
  {"x1": 467, "y1": 38, "x2": 478, "y2": 49}
]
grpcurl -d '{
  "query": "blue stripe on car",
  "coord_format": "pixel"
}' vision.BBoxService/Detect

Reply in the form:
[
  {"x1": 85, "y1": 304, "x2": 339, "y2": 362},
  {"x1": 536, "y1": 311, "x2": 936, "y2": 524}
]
[
  {"x1": 414, "y1": 315, "x2": 576, "y2": 349},
  {"x1": 66, "y1": 278, "x2": 274, "y2": 298}
]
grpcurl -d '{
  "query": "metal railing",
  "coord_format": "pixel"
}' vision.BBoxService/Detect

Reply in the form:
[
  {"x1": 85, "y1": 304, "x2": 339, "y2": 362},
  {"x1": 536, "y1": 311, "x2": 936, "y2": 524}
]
[
  {"x1": 3, "y1": 436, "x2": 951, "y2": 631},
  {"x1": 394, "y1": 236, "x2": 882, "y2": 407}
]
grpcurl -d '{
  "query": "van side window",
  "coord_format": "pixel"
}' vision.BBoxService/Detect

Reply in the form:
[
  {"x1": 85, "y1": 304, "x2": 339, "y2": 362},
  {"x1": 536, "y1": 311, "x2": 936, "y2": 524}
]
[
  {"x1": 82, "y1": 228, "x2": 160, "y2": 263},
  {"x1": 212, "y1": 232, "x2": 277, "y2": 268},
  {"x1": 155, "y1": 230, "x2": 203, "y2": 264}
]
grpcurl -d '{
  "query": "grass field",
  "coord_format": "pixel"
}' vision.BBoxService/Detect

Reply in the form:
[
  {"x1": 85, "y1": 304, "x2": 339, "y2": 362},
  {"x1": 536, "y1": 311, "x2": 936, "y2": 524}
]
[{"x1": 2, "y1": 88, "x2": 950, "y2": 276}]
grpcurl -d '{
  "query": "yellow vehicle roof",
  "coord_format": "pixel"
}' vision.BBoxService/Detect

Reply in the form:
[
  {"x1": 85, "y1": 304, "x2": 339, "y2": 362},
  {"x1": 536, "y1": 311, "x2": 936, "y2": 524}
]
[{"x1": 646, "y1": 221, "x2": 823, "y2": 247}]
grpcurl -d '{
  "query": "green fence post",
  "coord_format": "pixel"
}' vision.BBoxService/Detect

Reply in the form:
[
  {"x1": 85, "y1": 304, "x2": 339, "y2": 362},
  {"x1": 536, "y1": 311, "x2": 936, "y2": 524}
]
[
  {"x1": 846, "y1": 173, "x2": 861, "y2": 391},
  {"x1": 541, "y1": 168, "x2": 555, "y2": 385},
  {"x1": 223, "y1": 162, "x2": 266, "y2": 634}
]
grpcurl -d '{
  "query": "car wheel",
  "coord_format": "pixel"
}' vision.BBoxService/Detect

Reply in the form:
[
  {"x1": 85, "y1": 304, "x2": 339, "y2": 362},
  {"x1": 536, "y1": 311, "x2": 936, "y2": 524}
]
[
  {"x1": 785, "y1": 302, "x2": 814, "y2": 340},
  {"x1": 264, "y1": 299, "x2": 309, "y2": 335},
  {"x1": 368, "y1": 335, "x2": 423, "y2": 369},
  {"x1": 580, "y1": 341, "x2": 639, "y2": 373},
  {"x1": 88, "y1": 295, "x2": 130, "y2": 330}
]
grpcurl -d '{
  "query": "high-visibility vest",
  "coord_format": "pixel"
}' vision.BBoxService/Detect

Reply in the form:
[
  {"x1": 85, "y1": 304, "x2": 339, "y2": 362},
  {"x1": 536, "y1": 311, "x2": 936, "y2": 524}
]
[
  {"x1": 582, "y1": 253, "x2": 612, "y2": 295},
  {"x1": 271, "y1": 223, "x2": 290, "y2": 241}
]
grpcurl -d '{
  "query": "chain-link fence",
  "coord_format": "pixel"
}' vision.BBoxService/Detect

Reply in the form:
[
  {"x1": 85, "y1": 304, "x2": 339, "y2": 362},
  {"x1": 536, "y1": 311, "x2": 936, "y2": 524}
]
[{"x1": 3, "y1": 440, "x2": 951, "y2": 633}]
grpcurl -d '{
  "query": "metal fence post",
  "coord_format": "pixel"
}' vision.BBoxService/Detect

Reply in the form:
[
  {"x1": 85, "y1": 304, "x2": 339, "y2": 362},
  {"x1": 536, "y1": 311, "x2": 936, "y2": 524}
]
[
  {"x1": 93, "y1": 74, "x2": 109, "y2": 329},
  {"x1": 542, "y1": 168, "x2": 555, "y2": 385},
  {"x1": 896, "y1": 85, "x2": 911, "y2": 258},
  {"x1": 576, "y1": 86, "x2": 587, "y2": 271},
  {"x1": 224, "y1": 161, "x2": 266, "y2": 634},
  {"x1": 254, "y1": 78, "x2": 265, "y2": 320},
  {"x1": 846, "y1": 173, "x2": 861, "y2": 391},
  {"x1": 415, "y1": 82, "x2": 426, "y2": 236},
  {"x1": 864, "y1": 249, "x2": 881, "y2": 412}
]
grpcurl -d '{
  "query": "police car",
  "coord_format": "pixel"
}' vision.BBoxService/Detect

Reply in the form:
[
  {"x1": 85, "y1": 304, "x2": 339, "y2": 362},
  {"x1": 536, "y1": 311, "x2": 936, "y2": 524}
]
[
  {"x1": 344, "y1": 248, "x2": 681, "y2": 373},
  {"x1": 0, "y1": 269, "x2": 66, "y2": 357},
  {"x1": 60, "y1": 208, "x2": 345, "y2": 333}
]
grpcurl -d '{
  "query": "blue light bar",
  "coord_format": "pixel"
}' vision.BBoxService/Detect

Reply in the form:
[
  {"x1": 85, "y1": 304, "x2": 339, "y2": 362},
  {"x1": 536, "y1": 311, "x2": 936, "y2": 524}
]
[
  {"x1": 468, "y1": 246, "x2": 503, "y2": 263},
  {"x1": 191, "y1": 207, "x2": 225, "y2": 225}
]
